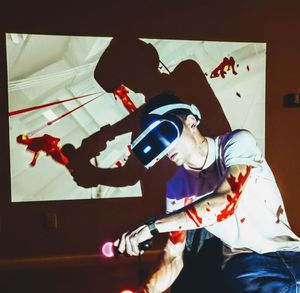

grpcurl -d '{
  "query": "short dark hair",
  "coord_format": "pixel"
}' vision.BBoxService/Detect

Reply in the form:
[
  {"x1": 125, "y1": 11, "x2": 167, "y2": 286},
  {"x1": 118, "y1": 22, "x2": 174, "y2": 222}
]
[{"x1": 139, "y1": 91, "x2": 193, "y2": 130}]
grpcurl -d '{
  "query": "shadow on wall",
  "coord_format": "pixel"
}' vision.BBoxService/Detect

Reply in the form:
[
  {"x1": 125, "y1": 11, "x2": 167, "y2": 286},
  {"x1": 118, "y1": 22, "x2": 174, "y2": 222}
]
[{"x1": 64, "y1": 37, "x2": 231, "y2": 196}]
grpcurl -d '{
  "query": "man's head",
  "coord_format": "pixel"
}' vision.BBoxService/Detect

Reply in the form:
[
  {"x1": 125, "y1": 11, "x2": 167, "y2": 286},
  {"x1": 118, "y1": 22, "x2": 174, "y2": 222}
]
[
  {"x1": 139, "y1": 91, "x2": 200, "y2": 131},
  {"x1": 131, "y1": 92, "x2": 202, "y2": 168}
]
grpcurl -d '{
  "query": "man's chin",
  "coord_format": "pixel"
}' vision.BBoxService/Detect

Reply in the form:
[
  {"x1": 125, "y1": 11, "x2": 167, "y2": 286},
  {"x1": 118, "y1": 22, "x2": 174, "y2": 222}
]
[{"x1": 173, "y1": 159, "x2": 184, "y2": 166}]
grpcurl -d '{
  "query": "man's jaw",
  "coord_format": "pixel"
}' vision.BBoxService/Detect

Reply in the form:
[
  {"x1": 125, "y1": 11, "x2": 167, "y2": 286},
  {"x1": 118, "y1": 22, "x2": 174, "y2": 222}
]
[{"x1": 168, "y1": 152, "x2": 178, "y2": 161}]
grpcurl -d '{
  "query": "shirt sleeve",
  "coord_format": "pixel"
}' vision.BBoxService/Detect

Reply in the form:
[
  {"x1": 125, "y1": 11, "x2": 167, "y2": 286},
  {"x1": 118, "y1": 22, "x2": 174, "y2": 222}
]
[
  {"x1": 222, "y1": 129, "x2": 263, "y2": 168},
  {"x1": 166, "y1": 197, "x2": 174, "y2": 214}
]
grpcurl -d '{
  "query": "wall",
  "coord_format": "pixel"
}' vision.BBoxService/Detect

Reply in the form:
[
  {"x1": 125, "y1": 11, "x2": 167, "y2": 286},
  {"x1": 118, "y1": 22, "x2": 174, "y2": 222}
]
[{"x1": 0, "y1": 0, "x2": 299, "y2": 275}]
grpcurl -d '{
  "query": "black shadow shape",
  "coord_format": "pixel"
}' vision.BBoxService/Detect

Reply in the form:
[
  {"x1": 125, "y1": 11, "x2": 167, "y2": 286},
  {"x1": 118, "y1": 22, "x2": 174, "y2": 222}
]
[{"x1": 64, "y1": 37, "x2": 231, "y2": 191}]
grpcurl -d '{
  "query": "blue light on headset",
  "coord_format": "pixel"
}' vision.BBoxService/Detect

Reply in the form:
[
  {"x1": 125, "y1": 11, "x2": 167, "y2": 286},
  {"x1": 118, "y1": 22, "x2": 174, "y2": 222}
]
[
  {"x1": 148, "y1": 120, "x2": 160, "y2": 130},
  {"x1": 143, "y1": 145, "x2": 152, "y2": 154}
]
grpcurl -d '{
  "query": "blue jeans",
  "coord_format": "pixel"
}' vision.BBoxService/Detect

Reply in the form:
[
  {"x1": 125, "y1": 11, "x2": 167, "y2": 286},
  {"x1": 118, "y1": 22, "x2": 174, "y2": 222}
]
[{"x1": 223, "y1": 251, "x2": 300, "y2": 293}]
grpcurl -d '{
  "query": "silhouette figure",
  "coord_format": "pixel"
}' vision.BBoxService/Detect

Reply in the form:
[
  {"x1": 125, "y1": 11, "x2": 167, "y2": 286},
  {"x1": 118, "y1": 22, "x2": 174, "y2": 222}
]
[{"x1": 63, "y1": 37, "x2": 231, "y2": 189}]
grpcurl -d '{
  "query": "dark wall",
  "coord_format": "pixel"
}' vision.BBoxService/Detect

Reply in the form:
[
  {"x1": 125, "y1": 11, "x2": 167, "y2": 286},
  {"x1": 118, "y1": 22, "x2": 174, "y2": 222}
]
[{"x1": 0, "y1": 1, "x2": 300, "y2": 260}]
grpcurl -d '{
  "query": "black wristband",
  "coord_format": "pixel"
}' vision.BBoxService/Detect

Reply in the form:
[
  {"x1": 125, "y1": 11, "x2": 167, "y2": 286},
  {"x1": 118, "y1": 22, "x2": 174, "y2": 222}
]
[{"x1": 144, "y1": 216, "x2": 159, "y2": 236}]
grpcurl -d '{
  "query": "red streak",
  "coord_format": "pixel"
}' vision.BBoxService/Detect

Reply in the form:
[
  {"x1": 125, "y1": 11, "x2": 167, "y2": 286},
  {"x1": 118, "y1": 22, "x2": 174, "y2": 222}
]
[
  {"x1": 216, "y1": 166, "x2": 251, "y2": 222},
  {"x1": 48, "y1": 97, "x2": 98, "y2": 126},
  {"x1": 240, "y1": 217, "x2": 246, "y2": 223},
  {"x1": 169, "y1": 231, "x2": 185, "y2": 244},
  {"x1": 28, "y1": 95, "x2": 101, "y2": 136},
  {"x1": 186, "y1": 206, "x2": 203, "y2": 227},
  {"x1": 9, "y1": 92, "x2": 100, "y2": 116},
  {"x1": 206, "y1": 207, "x2": 211, "y2": 212}
]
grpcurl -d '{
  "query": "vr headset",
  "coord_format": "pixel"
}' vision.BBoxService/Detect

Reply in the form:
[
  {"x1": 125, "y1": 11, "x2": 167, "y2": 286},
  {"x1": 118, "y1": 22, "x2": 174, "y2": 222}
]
[{"x1": 131, "y1": 103, "x2": 201, "y2": 168}]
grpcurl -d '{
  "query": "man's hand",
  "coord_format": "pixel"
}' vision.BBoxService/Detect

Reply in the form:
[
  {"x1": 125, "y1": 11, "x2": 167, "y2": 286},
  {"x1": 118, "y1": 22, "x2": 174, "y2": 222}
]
[{"x1": 114, "y1": 224, "x2": 153, "y2": 256}]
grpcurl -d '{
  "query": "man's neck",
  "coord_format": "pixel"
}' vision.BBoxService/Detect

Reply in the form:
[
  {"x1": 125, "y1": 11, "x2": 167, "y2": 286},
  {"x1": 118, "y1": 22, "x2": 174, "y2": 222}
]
[{"x1": 185, "y1": 136, "x2": 209, "y2": 170}]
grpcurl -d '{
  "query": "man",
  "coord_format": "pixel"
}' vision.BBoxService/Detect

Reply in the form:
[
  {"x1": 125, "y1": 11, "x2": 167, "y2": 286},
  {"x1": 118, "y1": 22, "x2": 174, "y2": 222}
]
[{"x1": 115, "y1": 92, "x2": 300, "y2": 293}]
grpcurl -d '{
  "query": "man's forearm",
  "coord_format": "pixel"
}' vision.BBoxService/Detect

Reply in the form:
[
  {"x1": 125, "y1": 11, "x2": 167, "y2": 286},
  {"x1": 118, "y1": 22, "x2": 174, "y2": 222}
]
[
  {"x1": 155, "y1": 193, "x2": 223, "y2": 233},
  {"x1": 143, "y1": 254, "x2": 184, "y2": 293},
  {"x1": 114, "y1": 165, "x2": 251, "y2": 259},
  {"x1": 155, "y1": 165, "x2": 251, "y2": 234},
  {"x1": 141, "y1": 235, "x2": 185, "y2": 293}
]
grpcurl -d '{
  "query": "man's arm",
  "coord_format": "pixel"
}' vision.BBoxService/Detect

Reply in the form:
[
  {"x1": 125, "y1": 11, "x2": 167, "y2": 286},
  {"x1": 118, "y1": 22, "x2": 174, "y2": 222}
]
[
  {"x1": 156, "y1": 164, "x2": 251, "y2": 232},
  {"x1": 115, "y1": 164, "x2": 251, "y2": 255},
  {"x1": 137, "y1": 231, "x2": 186, "y2": 293}
]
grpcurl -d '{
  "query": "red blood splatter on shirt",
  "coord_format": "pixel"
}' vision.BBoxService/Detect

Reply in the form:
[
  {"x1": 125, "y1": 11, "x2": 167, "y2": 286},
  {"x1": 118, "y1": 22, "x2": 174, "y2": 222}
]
[
  {"x1": 216, "y1": 166, "x2": 251, "y2": 222},
  {"x1": 184, "y1": 196, "x2": 194, "y2": 206},
  {"x1": 169, "y1": 231, "x2": 185, "y2": 244},
  {"x1": 186, "y1": 206, "x2": 203, "y2": 227},
  {"x1": 240, "y1": 217, "x2": 246, "y2": 223},
  {"x1": 206, "y1": 207, "x2": 211, "y2": 212},
  {"x1": 113, "y1": 84, "x2": 136, "y2": 113},
  {"x1": 210, "y1": 57, "x2": 238, "y2": 79},
  {"x1": 171, "y1": 200, "x2": 176, "y2": 206}
]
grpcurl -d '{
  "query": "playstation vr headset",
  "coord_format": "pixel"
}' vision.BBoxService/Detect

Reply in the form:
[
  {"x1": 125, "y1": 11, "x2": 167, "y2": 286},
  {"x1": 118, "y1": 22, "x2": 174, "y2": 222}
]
[{"x1": 131, "y1": 103, "x2": 201, "y2": 168}]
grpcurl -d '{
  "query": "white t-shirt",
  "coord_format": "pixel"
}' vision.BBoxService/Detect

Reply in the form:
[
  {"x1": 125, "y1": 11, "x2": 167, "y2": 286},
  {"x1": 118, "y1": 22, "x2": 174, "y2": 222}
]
[{"x1": 166, "y1": 129, "x2": 300, "y2": 260}]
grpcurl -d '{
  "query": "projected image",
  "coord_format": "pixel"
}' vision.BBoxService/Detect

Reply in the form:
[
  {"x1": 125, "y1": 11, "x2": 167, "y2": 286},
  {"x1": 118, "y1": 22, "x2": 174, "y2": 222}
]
[{"x1": 6, "y1": 34, "x2": 266, "y2": 202}]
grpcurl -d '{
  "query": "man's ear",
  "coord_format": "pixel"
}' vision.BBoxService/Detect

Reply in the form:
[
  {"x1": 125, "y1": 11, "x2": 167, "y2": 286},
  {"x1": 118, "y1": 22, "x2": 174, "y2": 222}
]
[{"x1": 185, "y1": 114, "x2": 198, "y2": 130}]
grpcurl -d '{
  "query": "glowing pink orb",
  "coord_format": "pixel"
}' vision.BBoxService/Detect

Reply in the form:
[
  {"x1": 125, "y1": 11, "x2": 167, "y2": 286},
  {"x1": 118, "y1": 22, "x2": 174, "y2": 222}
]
[{"x1": 101, "y1": 241, "x2": 115, "y2": 258}]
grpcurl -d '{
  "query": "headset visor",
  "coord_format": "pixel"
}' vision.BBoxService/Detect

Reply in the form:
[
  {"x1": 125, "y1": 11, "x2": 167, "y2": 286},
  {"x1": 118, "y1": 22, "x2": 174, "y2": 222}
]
[{"x1": 131, "y1": 119, "x2": 182, "y2": 168}]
